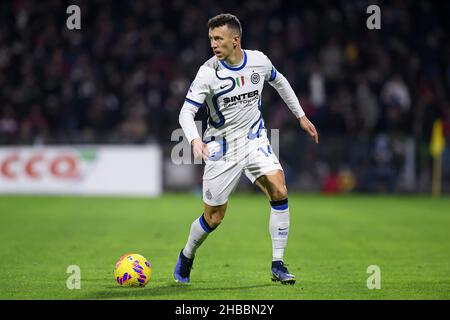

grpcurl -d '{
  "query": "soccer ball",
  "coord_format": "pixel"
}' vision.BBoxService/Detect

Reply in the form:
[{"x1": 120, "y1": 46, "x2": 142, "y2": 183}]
[{"x1": 114, "y1": 253, "x2": 152, "y2": 287}]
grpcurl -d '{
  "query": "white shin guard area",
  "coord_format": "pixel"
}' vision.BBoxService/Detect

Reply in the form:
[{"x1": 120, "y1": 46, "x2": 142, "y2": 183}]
[{"x1": 269, "y1": 207, "x2": 290, "y2": 262}]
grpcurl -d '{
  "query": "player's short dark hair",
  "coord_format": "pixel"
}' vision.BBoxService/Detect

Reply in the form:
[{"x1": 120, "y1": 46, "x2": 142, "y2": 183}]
[{"x1": 207, "y1": 13, "x2": 242, "y2": 36}]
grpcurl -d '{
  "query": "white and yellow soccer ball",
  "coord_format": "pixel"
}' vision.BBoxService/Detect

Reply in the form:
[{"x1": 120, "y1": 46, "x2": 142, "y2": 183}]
[{"x1": 114, "y1": 253, "x2": 152, "y2": 287}]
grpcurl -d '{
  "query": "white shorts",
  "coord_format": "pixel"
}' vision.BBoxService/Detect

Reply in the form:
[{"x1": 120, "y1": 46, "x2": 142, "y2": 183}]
[{"x1": 202, "y1": 133, "x2": 283, "y2": 206}]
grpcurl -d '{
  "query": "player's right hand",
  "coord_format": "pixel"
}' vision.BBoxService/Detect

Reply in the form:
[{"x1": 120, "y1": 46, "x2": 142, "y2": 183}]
[{"x1": 191, "y1": 138, "x2": 210, "y2": 161}]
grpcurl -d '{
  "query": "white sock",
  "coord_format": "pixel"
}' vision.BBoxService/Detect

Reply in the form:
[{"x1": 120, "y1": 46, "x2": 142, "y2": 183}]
[
  {"x1": 182, "y1": 214, "x2": 214, "y2": 259},
  {"x1": 269, "y1": 200, "x2": 290, "y2": 262}
]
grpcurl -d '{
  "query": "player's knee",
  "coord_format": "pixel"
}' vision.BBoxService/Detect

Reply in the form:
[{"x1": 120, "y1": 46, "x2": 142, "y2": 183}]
[
  {"x1": 271, "y1": 185, "x2": 288, "y2": 201},
  {"x1": 204, "y1": 209, "x2": 225, "y2": 228},
  {"x1": 208, "y1": 214, "x2": 224, "y2": 228},
  {"x1": 205, "y1": 208, "x2": 225, "y2": 229}
]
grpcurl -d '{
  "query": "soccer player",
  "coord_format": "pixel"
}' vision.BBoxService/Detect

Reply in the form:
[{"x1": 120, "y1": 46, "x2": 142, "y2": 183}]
[{"x1": 174, "y1": 13, "x2": 318, "y2": 285}]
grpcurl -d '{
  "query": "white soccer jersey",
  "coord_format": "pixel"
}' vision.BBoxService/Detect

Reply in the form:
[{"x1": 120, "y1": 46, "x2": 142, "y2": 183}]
[
  {"x1": 186, "y1": 49, "x2": 273, "y2": 142},
  {"x1": 182, "y1": 49, "x2": 304, "y2": 160}
]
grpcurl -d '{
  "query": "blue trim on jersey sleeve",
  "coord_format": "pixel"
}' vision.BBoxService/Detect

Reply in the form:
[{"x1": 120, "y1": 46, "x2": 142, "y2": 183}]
[
  {"x1": 185, "y1": 98, "x2": 203, "y2": 107},
  {"x1": 269, "y1": 67, "x2": 277, "y2": 81},
  {"x1": 220, "y1": 50, "x2": 247, "y2": 71}
]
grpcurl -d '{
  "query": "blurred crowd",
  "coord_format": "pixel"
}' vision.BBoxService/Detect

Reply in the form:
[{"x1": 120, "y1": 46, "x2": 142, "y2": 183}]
[{"x1": 0, "y1": 0, "x2": 449, "y2": 192}]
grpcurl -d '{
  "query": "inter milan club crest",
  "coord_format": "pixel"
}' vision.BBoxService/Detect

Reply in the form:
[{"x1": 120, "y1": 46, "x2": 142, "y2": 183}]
[{"x1": 251, "y1": 72, "x2": 260, "y2": 84}]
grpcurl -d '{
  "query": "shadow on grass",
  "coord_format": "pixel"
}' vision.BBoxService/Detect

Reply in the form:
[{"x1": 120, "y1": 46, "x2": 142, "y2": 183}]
[{"x1": 83, "y1": 282, "x2": 273, "y2": 299}]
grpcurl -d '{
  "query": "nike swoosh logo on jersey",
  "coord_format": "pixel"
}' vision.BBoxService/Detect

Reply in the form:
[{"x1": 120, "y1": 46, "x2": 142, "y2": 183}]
[
  {"x1": 220, "y1": 84, "x2": 230, "y2": 89},
  {"x1": 278, "y1": 227, "x2": 288, "y2": 231}
]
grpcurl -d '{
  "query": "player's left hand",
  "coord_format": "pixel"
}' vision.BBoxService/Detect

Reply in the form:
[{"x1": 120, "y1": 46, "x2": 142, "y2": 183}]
[{"x1": 299, "y1": 115, "x2": 319, "y2": 144}]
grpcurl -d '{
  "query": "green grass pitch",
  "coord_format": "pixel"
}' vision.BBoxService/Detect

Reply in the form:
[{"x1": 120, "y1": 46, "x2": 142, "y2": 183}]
[{"x1": 0, "y1": 193, "x2": 449, "y2": 300}]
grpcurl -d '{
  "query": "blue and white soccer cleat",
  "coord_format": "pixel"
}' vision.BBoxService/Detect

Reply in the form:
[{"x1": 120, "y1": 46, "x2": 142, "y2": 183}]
[
  {"x1": 271, "y1": 261, "x2": 296, "y2": 285},
  {"x1": 173, "y1": 249, "x2": 194, "y2": 283}
]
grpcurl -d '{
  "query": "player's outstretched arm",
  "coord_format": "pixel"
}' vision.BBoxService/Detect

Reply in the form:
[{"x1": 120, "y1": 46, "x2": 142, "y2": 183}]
[
  {"x1": 267, "y1": 69, "x2": 319, "y2": 144},
  {"x1": 299, "y1": 115, "x2": 319, "y2": 144}
]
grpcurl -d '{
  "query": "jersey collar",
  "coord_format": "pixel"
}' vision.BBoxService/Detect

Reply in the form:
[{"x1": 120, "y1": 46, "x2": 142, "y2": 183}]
[{"x1": 220, "y1": 50, "x2": 247, "y2": 71}]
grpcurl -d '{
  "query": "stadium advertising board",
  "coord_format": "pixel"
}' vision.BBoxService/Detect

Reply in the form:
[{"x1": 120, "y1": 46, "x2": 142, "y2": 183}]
[{"x1": 0, "y1": 146, "x2": 162, "y2": 196}]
